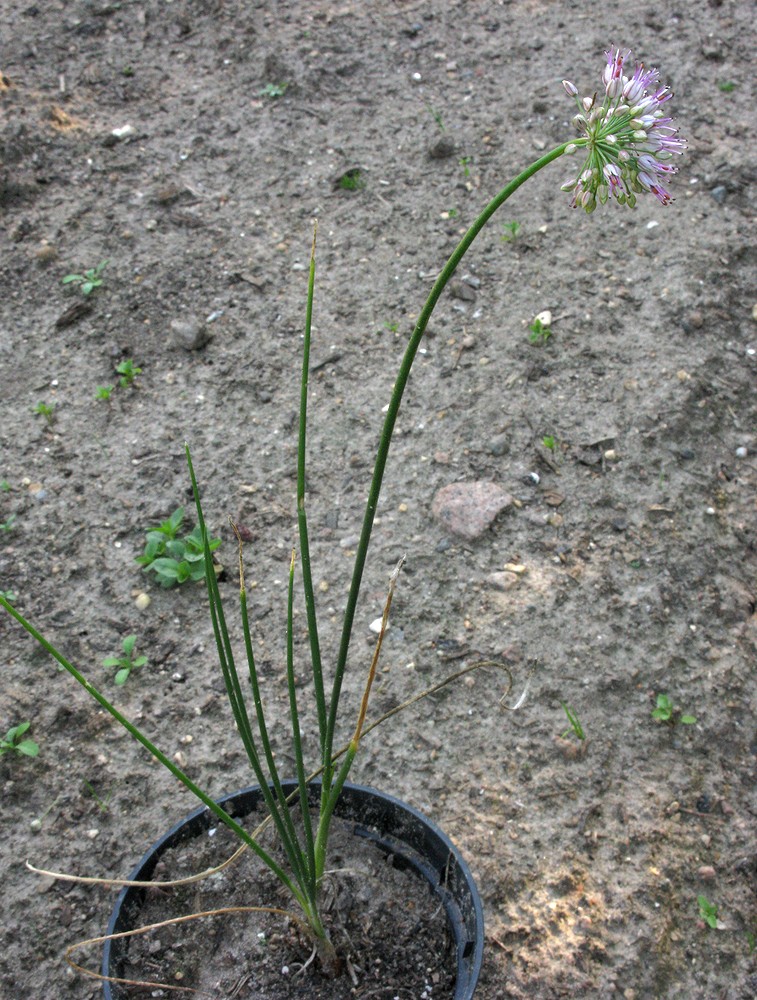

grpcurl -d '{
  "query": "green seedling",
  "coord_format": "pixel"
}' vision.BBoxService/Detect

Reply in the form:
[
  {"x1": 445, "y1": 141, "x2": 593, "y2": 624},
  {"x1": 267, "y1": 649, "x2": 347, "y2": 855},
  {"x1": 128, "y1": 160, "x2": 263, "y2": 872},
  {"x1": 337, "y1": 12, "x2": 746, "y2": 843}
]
[
  {"x1": 652, "y1": 693, "x2": 696, "y2": 725},
  {"x1": 0, "y1": 590, "x2": 16, "y2": 604},
  {"x1": 501, "y1": 221, "x2": 521, "y2": 242},
  {"x1": 1, "y1": 480, "x2": 10, "y2": 491},
  {"x1": 136, "y1": 507, "x2": 221, "y2": 587},
  {"x1": 103, "y1": 634, "x2": 148, "y2": 685},
  {"x1": 561, "y1": 702, "x2": 585, "y2": 741},
  {"x1": 95, "y1": 385, "x2": 115, "y2": 401},
  {"x1": 259, "y1": 82, "x2": 287, "y2": 98},
  {"x1": 1, "y1": 721, "x2": 39, "y2": 758},
  {"x1": 383, "y1": 321, "x2": 399, "y2": 334},
  {"x1": 542, "y1": 435, "x2": 557, "y2": 452},
  {"x1": 0, "y1": 514, "x2": 15, "y2": 533},
  {"x1": 338, "y1": 169, "x2": 365, "y2": 192},
  {"x1": 116, "y1": 359, "x2": 142, "y2": 388},
  {"x1": 446, "y1": 208, "x2": 458, "y2": 218},
  {"x1": 697, "y1": 895, "x2": 719, "y2": 929},
  {"x1": 62, "y1": 259, "x2": 108, "y2": 295},
  {"x1": 717, "y1": 80, "x2": 736, "y2": 93},
  {"x1": 83, "y1": 779, "x2": 113, "y2": 813},
  {"x1": 426, "y1": 102, "x2": 445, "y2": 131},
  {"x1": 460, "y1": 156, "x2": 471, "y2": 178},
  {"x1": 33, "y1": 401, "x2": 56, "y2": 425},
  {"x1": 528, "y1": 316, "x2": 552, "y2": 345}
]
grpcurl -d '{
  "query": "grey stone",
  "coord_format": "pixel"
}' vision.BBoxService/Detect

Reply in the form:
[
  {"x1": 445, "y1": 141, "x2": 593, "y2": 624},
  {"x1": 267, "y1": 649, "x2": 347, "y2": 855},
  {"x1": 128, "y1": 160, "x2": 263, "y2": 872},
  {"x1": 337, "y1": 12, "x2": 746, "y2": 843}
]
[{"x1": 170, "y1": 316, "x2": 212, "y2": 351}]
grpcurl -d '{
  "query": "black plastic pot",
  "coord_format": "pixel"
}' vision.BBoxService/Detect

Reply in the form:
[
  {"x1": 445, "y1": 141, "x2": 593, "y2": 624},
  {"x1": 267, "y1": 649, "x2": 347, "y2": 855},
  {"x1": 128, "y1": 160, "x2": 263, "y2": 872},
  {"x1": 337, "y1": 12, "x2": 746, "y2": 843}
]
[{"x1": 102, "y1": 781, "x2": 483, "y2": 999}]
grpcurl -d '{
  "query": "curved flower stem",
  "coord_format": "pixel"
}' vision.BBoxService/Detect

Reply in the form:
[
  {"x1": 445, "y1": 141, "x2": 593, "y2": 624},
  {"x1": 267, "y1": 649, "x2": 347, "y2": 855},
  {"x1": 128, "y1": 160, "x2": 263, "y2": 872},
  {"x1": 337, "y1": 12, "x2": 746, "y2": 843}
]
[{"x1": 324, "y1": 141, "x2": 573, "y2": 772}]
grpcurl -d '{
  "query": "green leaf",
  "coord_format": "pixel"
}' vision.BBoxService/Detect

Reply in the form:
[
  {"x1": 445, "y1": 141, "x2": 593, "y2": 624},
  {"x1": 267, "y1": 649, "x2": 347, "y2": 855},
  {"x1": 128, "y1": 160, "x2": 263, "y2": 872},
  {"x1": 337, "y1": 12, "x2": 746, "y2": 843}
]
[
  {"x1": 115, "y1": 667, "x2": 130, "y2": 685},
  {"x1": 7, "y1": 722, "x2": 30, "y2": 741},
  {"x1": 150, "y1": 558, "x2": 182, "y2": 579},
  {"x1": 680, "y1": 714, "x2": 697, "y2": 725},
  {"x1": 168, "y1": 507, "x2": 185, "y2": 533},
  {"x1": 122, "y1": 634, "x2": 137, "y2": 655},
  {"x1": 132, "y1": 656, "x2": 148, "y2": 668},
  {"x1": 102, "y1": 656, "x2": 122, "y2": 668},
  {"x1": 16, "y1": 739, "x2": 40, "y2": 757}
]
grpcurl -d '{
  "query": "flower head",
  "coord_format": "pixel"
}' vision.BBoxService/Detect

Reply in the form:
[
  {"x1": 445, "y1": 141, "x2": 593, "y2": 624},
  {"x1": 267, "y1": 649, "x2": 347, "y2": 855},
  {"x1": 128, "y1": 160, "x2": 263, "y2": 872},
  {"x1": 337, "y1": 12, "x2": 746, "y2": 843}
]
[{"x1": 561, "y1": 46, "x2": 686, "y2": 212}]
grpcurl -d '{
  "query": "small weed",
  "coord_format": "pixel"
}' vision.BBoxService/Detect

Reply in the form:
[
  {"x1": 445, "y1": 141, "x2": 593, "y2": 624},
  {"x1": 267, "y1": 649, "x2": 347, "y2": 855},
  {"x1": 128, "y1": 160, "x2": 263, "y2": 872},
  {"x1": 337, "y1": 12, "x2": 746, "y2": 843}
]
[
  {"x1": 0, "y1": 513, "x2": 16, "y2": 533},
  {"x1": 62, "y1": 259, "x2": 108, "y2": 296},
  {"x1": 0, "y1": 590, "x2": 16, "y2": 604},
  {"x1": 0, "y1": 480, "x2": 10, "y2": 492},
  {"x1": 383, "y1": 321, "x2": 399, "y2": 334},
  {"x1": 528, "y1": 316, "x2": 552, "y2": 345},
  {"x1": 103, "y1": 634, "x2": 148, "y2": 685},
  {"x1": 561, "y1": 702, "x2": 586, "y2": 741},
  {"x1": 116, "y1": 359, "x2": 142, "y2": 388},
  {"x1": 717, "y1": 80, "x2": 736, "y2": 93},
  {"x1": 460, "y1": 156, "x2": 471, "y2": 178},
  {"x1": 542, "y1": 435, "x2": 557, "y2": 452},
  {"x1": 697, "y1": 895, "x2": 719, "y2": 929},
  {"x1": 426, "y1": 103, "x2": 445, "y2": 131},
  {"x1": 446, "y1": 208, "x2": 458, "y2": 218},
  {"x1": 33, "y1": 401, "x2": 56, "y2": 425},
  {"x1": 652, "y1": 693, "x2": 696, "y2": 725},
  {"x1": 95, "y1": 385, "x2": 115, "y2": 401},
  {"x1": 136, "y1": 506, "x2": 221, "y2": 587},
  {"x1": 83, "y1": 779, "x2": 113, "y2": 812},
  {"x1": 746, "y1": 931, "x2": 756, "y2": 954},
  {"x1": 1, "y1": 721, "x2": 39, "y2": 758},
  {"x1": 501, "y1": 221, "x2": 521, "y2": 242},
  {"x1": 338, "y1": 169, "x2": 365, "y2": 192},
  {"x1": 121, "y1": 65, "x2": 134, "y2": 77},
  {"x1": 259, "y1": 82, "x2": 287, "y2": 98}
]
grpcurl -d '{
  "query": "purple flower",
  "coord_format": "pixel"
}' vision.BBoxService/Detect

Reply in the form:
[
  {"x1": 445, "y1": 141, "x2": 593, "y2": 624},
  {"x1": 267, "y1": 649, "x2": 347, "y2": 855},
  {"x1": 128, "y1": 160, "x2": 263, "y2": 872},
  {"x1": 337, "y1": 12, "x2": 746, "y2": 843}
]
[{"x1": 561, "y1": 46, "x2": 686, "y2": 212}]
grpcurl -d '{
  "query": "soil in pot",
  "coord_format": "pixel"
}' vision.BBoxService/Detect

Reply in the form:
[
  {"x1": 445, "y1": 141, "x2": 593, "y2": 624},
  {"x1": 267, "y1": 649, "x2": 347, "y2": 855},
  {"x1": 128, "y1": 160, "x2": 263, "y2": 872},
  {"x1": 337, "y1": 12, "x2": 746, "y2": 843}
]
[{"x1": 106, "y1": 802, "x2": 458, "y2": 999}]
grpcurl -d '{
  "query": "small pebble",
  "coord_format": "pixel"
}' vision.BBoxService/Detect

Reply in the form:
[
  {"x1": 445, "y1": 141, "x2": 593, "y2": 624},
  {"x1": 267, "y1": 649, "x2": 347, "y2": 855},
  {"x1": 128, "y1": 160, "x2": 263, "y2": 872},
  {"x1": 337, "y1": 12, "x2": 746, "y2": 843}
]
[
  {"x1": 369, "y1": 618, "x2": 388, "y2": 634},
  {"x1": 698, "y1": 865, "x2": 717, "y2": 881},
  {"x1": 111, "y1": 124, "x2": 136, "y2": 140},
  {"x1": 30, "y1": 818, "x2": 42, "y2": 833},
  {"x1": 86, "y1": 829, "x2": 99, "y2": 840},
  {"x1": 170, "y1": 316, "x2": 211, "y2": 351},
  {"x1": 135, "y1": 592, "x2": 151, "y2": 611},
  {"x1": 709, "y1": 185, "x2": 727, "y2": 204},
  {"x1": 735, "y1": 446, "x2": 747, "y2": 458},
  {"x1": 488, "y1": 434, "x2": 510, "y2": 457}
]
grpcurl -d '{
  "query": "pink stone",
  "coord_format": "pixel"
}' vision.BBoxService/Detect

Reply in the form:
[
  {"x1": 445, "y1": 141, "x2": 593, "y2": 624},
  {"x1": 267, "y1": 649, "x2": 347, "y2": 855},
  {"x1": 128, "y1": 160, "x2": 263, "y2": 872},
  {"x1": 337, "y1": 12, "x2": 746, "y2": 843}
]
[{"x1": 432, "y1": 481, "x2": 512, "y2": 541}]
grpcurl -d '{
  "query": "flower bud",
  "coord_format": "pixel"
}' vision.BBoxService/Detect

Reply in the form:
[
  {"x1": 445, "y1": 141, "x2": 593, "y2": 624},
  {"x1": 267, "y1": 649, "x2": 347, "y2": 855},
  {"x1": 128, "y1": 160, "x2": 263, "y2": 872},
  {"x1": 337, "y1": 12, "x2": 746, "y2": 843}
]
[{"x1": 562, "y1": 80, "x2": 578, "y2": 97}]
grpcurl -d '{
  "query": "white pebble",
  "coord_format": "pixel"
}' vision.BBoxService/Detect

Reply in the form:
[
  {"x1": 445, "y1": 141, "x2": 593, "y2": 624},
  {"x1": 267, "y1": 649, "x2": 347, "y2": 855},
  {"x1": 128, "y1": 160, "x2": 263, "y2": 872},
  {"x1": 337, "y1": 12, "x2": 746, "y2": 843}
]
[
  {"x1": 135, "y1": 592, "x2": 151, "y2": 611},
  {"x1": 369, "y1": 617, "x2": 388, "y2": 634},
  {"x1": 735, "y1": 446, "x2": 747, "y2": 458}
]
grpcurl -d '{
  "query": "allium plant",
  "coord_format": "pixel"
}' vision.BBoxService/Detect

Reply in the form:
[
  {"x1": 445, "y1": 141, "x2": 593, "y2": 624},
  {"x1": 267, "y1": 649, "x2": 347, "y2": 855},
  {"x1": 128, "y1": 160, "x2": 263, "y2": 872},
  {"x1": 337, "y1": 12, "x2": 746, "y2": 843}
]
[{"x1": 1, "y1": 46, "x2": 684, "y2": 987}]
